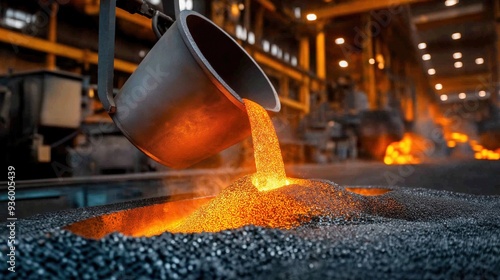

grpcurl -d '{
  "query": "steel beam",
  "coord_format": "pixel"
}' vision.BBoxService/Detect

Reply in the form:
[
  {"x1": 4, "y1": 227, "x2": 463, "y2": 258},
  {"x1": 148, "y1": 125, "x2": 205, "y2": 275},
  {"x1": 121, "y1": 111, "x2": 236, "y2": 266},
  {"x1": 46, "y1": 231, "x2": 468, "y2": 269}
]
[
  {"x1": 0, "y1": 28, "x2": 137, "y2": 73},
  {"x1": 308, "y1": 0, "x2": 430, "y2": 20}
]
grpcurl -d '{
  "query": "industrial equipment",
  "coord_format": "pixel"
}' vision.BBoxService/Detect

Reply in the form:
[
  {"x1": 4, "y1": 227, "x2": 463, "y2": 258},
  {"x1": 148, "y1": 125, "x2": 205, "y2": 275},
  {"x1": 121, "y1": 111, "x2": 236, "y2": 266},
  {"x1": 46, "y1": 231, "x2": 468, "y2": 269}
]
[
  {"x1": 0, "y1": 70, "x2": 82, "y2": 179},
  {"x1": 97, "y1": 0, "x2": 280, "y2": 169}
]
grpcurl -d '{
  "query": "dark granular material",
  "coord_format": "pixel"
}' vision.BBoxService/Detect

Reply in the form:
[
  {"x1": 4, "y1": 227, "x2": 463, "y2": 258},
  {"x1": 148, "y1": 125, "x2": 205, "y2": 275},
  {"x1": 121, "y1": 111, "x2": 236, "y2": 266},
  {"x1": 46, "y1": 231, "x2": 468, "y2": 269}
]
[{"x1": 1, "y1": 182, "x2": 499, "y2": 279}]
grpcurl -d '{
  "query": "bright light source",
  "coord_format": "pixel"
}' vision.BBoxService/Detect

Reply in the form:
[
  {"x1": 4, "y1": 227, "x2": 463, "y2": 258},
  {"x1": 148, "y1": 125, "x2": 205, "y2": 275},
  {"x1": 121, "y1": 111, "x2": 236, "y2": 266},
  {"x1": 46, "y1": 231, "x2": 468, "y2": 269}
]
[
  {"x1": 440, "y1": 94, "x2": 448, "y2": 101},
  {"x1": 475, "y1": 57, "x2": 484, "y2": 65},
  {"x1": 238, "y1": 3, "x2": 245, "y2": 10},
  {"x1": 478, "y1": 90, "x2": 486, "y2": 97},
  {"x1": 451, "y1": 32, "x2": 461, "y2": 40},
  {"x1": 247, "y1": 32, "x2": 255, "y2": 44},
  {"x1": 435, "y1": 83, "x2": 443, "y2": 90},
  {"x1": 458, "y1": 92, "x2": 466, "y2": 99},
  {"x1": 428, "y1": 68, "x2": 436, "y2": 75},
  {"x1": 294, "y1": 7, "x2": 301, "y2": 19},
  {"x1": 339, "y1": 60, "x2": 348, "y2": 68},
  {"x1": 335, "y1": 38, "x2": 345, "y2": 45},
  {"x1": 179, "y1": 0, "x2": 193, "y2": 11},
  {"x1": 454, "y1": 61, "x2": 463, "y2": 68},
  {"x1": 306, "y1": 13, "x2": 317, "y2": 21},
  {"x1": 262, "y1": 40, "x2": 270, "y2": 52},
  {"x1": 4, "y1": 9, "x2": 32, "y2": 30},
  {"x1": 369, "y1": 58, "x2": 375, "y2": 65},
  {"x1": 235, "y1": 25, "x2": 247, "y2": 40},
  {"x1": 88, "y1": 88, "x2": 95, "y2": 98},
  {"x1": 291, "y1": 56, "x2": 298, "y2": 66},
  {"x1": 271, "y1": 44, "x2": 278, "y2": 56},
  {"x1": 148, "y1": 0, "x2": 161, "y2": 4},
  {"x1": 453, "y1": 52, "x2": 462, "y2": 59},
  {"x1": 418, "y1": 43, "x2": 427, "y2": 49},
  {"x1": 422, "y1": 54, "x2": 431, "y2": 61},
  {"x1": 445, "y1": 0, "x2": 458, "y2": 6}
]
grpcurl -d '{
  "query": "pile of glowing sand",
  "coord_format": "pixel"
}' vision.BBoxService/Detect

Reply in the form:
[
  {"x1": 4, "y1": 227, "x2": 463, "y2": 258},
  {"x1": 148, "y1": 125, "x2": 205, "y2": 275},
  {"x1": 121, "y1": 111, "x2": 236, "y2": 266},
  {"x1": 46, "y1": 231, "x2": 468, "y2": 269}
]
[
  {"x1": 172, "y1": 100, "x2": 376, "y2": 233},
  {"x1": 167, "y1": 100, "x2": 401, "y2": 233}
]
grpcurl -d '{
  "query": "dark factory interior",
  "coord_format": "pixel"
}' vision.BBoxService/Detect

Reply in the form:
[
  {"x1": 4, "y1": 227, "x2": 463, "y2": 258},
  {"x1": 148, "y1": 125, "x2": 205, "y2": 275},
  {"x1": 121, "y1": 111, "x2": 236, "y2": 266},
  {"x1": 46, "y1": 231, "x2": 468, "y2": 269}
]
[{"x1": 0, "y1": 0, "x2": 499, "y2": 278}]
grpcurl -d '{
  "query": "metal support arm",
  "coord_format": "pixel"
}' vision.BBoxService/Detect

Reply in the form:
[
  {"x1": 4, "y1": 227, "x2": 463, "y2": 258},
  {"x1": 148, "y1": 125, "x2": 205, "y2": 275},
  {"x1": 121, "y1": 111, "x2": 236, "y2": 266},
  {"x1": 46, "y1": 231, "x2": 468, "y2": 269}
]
[
  {"x1": 97, "y1": 0, "x2": 173, "y2": 114},
  {"x1": 97, "y1": 0, "x2": 117, "y2": 114}
]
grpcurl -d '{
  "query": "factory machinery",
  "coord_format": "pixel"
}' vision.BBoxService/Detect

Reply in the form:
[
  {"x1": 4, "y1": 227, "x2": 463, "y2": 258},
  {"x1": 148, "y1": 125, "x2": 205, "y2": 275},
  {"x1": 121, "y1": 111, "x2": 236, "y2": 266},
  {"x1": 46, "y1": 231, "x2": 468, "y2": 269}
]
[{"x1": 0, "y1": 70, "x2": 150, "y2": 179}]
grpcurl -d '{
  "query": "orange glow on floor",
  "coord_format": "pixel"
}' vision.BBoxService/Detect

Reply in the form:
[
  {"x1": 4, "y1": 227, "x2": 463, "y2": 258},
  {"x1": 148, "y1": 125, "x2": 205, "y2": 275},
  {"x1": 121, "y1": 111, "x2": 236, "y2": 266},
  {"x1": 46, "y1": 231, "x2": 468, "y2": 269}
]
[
  {"x1": 243, "y1": 99, "x2": 290, "y2": 192},
  {"x1": 383, "y1": 134, "x2": 421, "y2": 165},
  {"x1": 450, "y1": 132, "x2": 468, "y2": 143},
  {"x1": 447, "y1": 140, "x2": 456, "y2": 148},
  {"x1": 465, "y1": 140, "x2": 499, "y2": 160},
  {"x1": 473, "y1": 147, "x2": 500, "y2": 160}
]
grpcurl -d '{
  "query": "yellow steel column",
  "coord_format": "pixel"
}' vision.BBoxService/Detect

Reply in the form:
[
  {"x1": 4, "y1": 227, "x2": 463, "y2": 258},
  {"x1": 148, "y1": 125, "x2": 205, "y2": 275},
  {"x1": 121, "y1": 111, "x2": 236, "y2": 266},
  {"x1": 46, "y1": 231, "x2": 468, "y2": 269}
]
[
  {"x1": 316, "y1": 24, "x2": 326, "y2": 80},
  {"x1": 299, "y1": 36, "x2": 310, "y2": 113},
  {"x1": 46, "y1": 2, "x2": 58, "y2": 70},
  {"x1": 362, "y1": 14, "x2": 376, "y2": 110}
]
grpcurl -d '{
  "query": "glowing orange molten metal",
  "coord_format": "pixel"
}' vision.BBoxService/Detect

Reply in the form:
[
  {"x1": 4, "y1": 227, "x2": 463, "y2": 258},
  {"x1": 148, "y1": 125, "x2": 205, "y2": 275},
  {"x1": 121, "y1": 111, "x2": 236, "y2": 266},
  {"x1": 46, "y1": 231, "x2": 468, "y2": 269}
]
[
  {"x1": 244, "y1": 99, "x2": 290, "y2": 191},
  {"x1": 470, "y1": 141, "x2": 500, "y2": 160},
  {"x1": 383, "y1": 134, "x2": 421, "y2": 165},
  {"x1": 170, "y1": 99, "x2": 305, "y2": 233}
]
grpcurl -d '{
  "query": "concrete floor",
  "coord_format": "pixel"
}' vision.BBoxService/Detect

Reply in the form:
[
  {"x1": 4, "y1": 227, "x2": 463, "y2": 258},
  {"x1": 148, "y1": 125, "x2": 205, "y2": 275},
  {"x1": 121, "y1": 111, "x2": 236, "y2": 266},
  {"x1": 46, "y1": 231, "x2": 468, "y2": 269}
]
[{"x1": 287, "y1": 159, "x2": 500, "y2": 196}]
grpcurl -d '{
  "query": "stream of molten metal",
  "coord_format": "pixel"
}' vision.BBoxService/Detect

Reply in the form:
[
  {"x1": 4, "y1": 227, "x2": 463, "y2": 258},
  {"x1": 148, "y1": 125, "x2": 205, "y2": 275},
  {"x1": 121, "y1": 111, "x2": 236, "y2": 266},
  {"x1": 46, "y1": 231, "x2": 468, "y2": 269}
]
[{"x1": 243, "y1": 99, "x2": 291, "y2": 191}]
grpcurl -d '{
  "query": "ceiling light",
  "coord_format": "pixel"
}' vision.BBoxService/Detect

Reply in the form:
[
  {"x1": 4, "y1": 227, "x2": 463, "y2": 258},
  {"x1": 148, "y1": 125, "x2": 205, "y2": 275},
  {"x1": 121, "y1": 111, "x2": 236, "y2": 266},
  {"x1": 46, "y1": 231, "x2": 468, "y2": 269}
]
[
  {"x1": 294, "y1": 7, "x2": 301, "y2": 19},
  {"x1": 271, "y1": 44, "x2": 278, "y2": 56},
  {"x1": 428, "y1": 68, "x2": 436, "y2": 75},
  {"x1": 262, "y1": 40, "x2": 270, "y2": 52},
  {"x1": 435, "y1": 83, "x2": 443, "y2": 90},
  {"x1": 454, "y1": 61, "x2": 463, "y2": 68},
  {"x1": 247, "y1": 32, "x2": 255, "y2": 44},
  {"x1": 478, "y1": 90, "x2": 486, "y2": 97},
  {"x1": 444, "y1": 0, "x2": 458, "y2": 6},
  {"x1": 422, "y1": 54, "x2": 431, "y2": 61},
  {"x1": 306, "y1": 13, "x2": 317, "y2": 21},
  {"x1": 335, "y1": 38, "x2": 345, "y2": 45},
  {"x1": 453, "y1": 52, "x2": 462, "y2": 59},
  {"x1": 458, "y1": 92, "x2": 466, "y2": 99},
  {"x1": 339, "y1": 60, "x2": 348, "y2": 68},
  {"x1": 451, "y1": 32, "x2": 461, "y2": 40},
  {"x1": 475, "y1": 57, "x2": 484, "y2": 65},
  {"x1": 440, "y1": 94, "x2": 448, "y2": 101},
  {"x1": 369, "y1": 58, "x2": 375, "y2": 65},
  {"x1": 418, "y1": 43, "x2": 427, "y2": 49}
]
